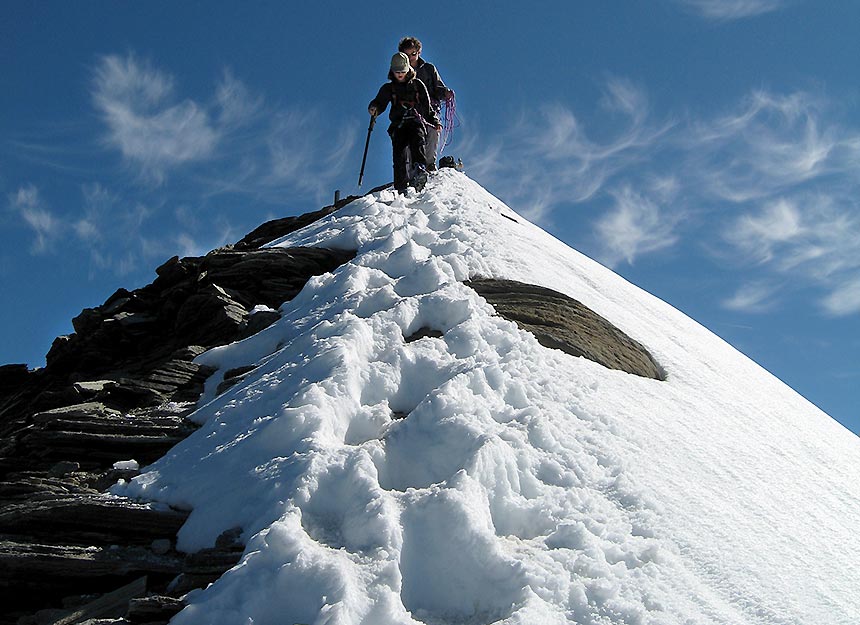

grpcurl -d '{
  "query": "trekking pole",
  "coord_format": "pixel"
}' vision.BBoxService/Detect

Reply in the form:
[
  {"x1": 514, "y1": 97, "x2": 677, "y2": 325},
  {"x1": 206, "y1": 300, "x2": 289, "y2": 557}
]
[{"x1": 358, "y1": 113, "x2": 377, "y2": 188}]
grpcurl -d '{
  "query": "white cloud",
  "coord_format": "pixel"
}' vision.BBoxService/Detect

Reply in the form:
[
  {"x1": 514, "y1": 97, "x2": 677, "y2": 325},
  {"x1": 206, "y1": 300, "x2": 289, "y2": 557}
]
[
  {"x1": 89, "y1": 53, "x2": 357, "y2": 206},
  {"x1": 260, "y1": 110, "x2": 359, "y2": 199},
  {"x1": 325, "y1": 126, "x2": 361, "y2": 174},
  {"x1": 216, "y1": 69, "x2": 263, "y2": 128},
  {"x1": 726, "y1": 198, "x2": 804, "y2": 263},
  {"x1": 648, "y1": 176, "x2": 682, "y2": 204},
  {"x1": 73, "y1": 182, "x2": 118, "y2": 244},
  {"x1": 76, "y1": 186, "x2": 160, "y2": 277},
  {"x1": 174, "y1": 233, "x2": 207, "y2": 258},
  {"x1": 9, "y1": 185, "x2": 60, "y2": 254},
  {"x1": 462, "y1": 77, "x2": 671, "y2": 223},
  {"x1": 686, "y1": 91, "x2": 853, "y2": 203},
  {"x1": 529, "y1": 79, "x2": 663, "y2": 164},
  {"x1": 678, "y1": 90, "x2": 860, "y2": 317},
  {"x1": 722, "y1": 281, "x2": 781, "y2": 312},
  {"x1": 673, "y1": 0, "x2": 791, "y2": 20},
  {"x1": 595, "y1": 187, "x2": 680, "y2": 266},
  {"x1": 822, "y1": 280, "x2": 860, "y2": 316},
  {"x1": 600, "y1": 76, "x2": 649, "y2": 126},
  {"x1": 266, "y1": 111, "x2": 315, "y2": 185},
  {"x1": 11, "y1": 185, "x2": 40, "y2": 210},
  {"x1": 3, "y1": 55, "x2": 364, "y2": 294},
  {"x1": 724, "y1": 195, "x2": 860, "y2": 315},
  {"x1": 92, "y1": 54, "x2": 219, "y2": 182},
  {"x1": 73, "y1": 220, "x2": 100, "y2": 242},
  {"x1": 88, "y1": 247, "x2": 138, "y2": 277},
  {"x1": 8, "y1": 182, "x2": 148, "y2": 267}
]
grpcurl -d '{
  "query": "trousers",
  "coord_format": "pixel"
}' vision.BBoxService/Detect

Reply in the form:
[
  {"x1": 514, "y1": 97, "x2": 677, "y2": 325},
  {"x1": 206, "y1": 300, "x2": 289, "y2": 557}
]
[
  {"x1": 391, "y1": 121, "x2": 427, "y2": 192},
  {"x1": 425, "y1": 125, "x2": 440, "y2": 168}
]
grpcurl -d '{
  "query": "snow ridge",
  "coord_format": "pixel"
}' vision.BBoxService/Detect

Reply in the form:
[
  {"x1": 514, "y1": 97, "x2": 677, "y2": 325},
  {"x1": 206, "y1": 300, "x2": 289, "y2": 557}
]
[{"x1": 116, "y1": 171, "x2": 860, "y2": 625}]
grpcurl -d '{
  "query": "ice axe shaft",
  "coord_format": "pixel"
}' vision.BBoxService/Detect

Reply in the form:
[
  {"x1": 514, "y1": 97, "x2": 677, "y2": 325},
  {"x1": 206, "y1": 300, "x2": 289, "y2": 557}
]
[{"x1": 358, "y1": 113, "x2": 377, "y2": 187}]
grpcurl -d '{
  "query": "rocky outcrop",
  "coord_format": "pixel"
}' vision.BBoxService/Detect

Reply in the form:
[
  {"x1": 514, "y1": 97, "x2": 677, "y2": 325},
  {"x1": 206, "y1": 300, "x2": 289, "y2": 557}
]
[
  {"x1": 43, "y1": 247, "x2": 355, "y2": 380},
  {"x1": 467, "y1": 278, "x2": 666, "y2": 380},
  {"x1": 0, "y1": 200, "x2": 356, "y2": 625},
  {"x1": 233, "y1": 183, "x2": 389, "y2": 251}
]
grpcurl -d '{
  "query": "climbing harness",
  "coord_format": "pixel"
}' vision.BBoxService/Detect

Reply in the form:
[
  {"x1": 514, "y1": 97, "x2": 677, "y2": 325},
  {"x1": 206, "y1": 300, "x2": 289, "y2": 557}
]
[{"x1": 392, "y1": 80, "x2": 427, "y2": 129}]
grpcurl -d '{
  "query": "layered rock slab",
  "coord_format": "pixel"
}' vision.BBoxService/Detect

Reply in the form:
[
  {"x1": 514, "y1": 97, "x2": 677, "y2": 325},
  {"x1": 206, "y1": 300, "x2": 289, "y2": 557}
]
[{"x1": 467, "y1": 278, "x2": 665, "y2": 380}]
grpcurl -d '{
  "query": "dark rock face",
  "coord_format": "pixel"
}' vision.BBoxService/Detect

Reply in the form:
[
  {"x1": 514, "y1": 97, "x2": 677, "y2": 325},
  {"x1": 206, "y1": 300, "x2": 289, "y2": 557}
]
[
  {"x1": 0, "y1": 365, "x2": 29, "y2": 391},
  {"x1": 44, "y1": 247, "x2": 355, "y2": 379},
  {"x1": 466, "y1": 278, "x2": 666, "y2": 381},
  {"x1": 0, "y1": 203, "x2": 356, "y2": 625}
]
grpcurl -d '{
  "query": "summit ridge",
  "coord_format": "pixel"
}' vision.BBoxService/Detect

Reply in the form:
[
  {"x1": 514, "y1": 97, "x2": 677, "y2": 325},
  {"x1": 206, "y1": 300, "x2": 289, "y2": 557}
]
[{"x1": 121, "y1": 171, "x2": 860, "y2": 624}]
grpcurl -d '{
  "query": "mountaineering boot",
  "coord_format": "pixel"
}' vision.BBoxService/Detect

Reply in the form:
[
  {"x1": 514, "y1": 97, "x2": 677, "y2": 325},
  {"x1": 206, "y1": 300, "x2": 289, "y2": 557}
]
[{"x1": 410, "y1": 163, "x2": 428, "y2": 192}]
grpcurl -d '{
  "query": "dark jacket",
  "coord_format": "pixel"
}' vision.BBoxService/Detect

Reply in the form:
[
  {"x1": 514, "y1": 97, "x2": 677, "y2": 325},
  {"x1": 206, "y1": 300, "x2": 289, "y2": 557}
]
[
  {"x1": 413, "y1": 57, "x2": 449, "y2": 114},
  {"x1": 369, "y1": 68, "x2": 440, "y2": 133}
]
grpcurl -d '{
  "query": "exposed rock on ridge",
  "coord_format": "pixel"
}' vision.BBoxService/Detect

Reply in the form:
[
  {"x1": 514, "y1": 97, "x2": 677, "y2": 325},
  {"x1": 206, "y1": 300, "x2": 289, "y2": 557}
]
[
  {"x1": 467, "y1": 278, "x2": 666, "y2": 380},
  {"x1": 0, "y1": 193, "x2": 359, "y2": 625}
]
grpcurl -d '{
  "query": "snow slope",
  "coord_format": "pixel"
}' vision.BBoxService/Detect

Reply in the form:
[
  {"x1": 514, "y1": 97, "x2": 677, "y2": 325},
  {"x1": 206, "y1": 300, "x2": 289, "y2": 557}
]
[{"x1": 116, "y1": 171, "x2": 860, "y2": 625}]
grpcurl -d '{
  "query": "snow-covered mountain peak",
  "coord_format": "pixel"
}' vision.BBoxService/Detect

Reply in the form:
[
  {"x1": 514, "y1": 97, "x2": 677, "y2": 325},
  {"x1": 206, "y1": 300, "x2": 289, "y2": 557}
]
[{"x1": 116, "y1": 171, "x2": 860, "y2": 625}]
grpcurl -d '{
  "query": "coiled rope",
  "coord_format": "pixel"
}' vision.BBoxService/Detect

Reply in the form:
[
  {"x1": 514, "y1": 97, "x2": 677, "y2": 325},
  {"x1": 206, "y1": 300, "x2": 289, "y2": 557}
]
[{"x1": 438, "y1": 90, "x2": 459, "y2": 153}]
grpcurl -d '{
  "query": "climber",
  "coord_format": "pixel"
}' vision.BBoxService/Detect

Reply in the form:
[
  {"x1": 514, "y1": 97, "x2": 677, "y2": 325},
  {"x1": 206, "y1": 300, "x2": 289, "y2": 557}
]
[
  {"x1": 398, "y1": 36, "x2": 453, "y2": 171},
  {"x1": 368, "y1": 52, "x2": 441, "y2": 194}
]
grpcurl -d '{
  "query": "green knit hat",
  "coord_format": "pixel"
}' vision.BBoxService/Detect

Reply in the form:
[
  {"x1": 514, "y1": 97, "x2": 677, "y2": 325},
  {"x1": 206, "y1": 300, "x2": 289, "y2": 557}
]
[{"x1": 390, "y1": 52, "x2": 410, "y2": 73}]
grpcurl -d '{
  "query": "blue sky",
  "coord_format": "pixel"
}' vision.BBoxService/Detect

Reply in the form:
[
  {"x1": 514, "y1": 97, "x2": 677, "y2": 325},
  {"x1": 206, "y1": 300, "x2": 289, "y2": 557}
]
[{"x1": 3, "y1": 1, "x2": 859, "y2": 434}]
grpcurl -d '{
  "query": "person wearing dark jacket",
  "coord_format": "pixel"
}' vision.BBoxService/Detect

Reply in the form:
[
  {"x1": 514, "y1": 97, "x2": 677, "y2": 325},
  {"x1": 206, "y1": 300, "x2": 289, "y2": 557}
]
[
  {"x1": 399, "y1": 36, "x2": 452, "y2": 171},
  {"x1": 368, "y1": 52, "x2": 441, "y2": 193}
]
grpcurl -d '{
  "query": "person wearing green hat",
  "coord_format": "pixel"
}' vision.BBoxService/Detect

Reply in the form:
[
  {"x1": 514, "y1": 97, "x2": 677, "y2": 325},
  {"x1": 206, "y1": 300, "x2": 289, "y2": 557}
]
[{"x1": 368, "y1": 52, "x2": 441, "y2": 193}]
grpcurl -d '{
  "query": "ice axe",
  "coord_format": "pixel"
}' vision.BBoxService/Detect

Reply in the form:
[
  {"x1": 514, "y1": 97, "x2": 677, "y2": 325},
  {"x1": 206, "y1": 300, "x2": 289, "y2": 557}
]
[{"x1": 358, "y1": 112, "x2": 377, "y2": 188}]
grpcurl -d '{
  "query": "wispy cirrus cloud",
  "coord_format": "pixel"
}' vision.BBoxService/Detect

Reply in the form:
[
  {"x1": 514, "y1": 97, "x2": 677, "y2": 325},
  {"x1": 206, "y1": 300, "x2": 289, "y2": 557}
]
[
  {"x1": 464, "y1": 76, "x2": 672, "y2": 223},
  {"x1": 672, "y1": 0, "x2": 793, "y2": 20},
  {"x1": 724, "y1": 195, "x2": 860, "y2": 315},
  {"x1": 263, "y1": 110, "x2": 357, "y2": 194},
  {"x1": 92, "y1": 54, "x2": 220, "y2": 182},
  {"x1": 4, "y1": 52, "x2": 361, "y2": 305},
  {"x1": 77, "y1": 53, "x2": 359, "y2": 278},
  {"x1": 724, "y1": 198, "x2": 805, "y2": 264},
  {"x1": 466, "y1": 79, "x2": 860, "y2": 318},
  {"x1": 8, "y1": 185, "x2": 60, "y2": 253},
  {"x1": 6, "y1": 178, "x2": 224, "y2": 280},
  {"x1": 90, "y1": 53, "x2": 357, "y2": 204},
  {"x1": 700, "y1": 91, "x2": 860, "y2": 315},
  {"x1": 722, "y1": 281, "x2": 782, "y2": 313},
  {"x1": 677, "y1": 91, "x2": 860, "y2": 315},
  {"x1": 73, "y1": 182, "x2": 118, "y2": 244},
  {"x1": 822, "y1": 279, "x2": 860, "y2": 317},
  {"x1": 594, "y1": 186, "x2": 680, "y2": 266},
  {"x1": 215, "y1": 68, "x2": 264, "y2": 128},
  {"x1": 686, "y1": 91, "x2": 856, "y2": 203}
]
